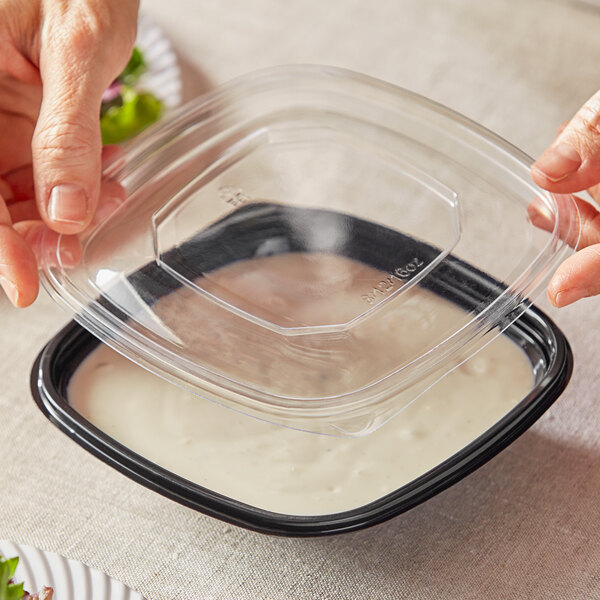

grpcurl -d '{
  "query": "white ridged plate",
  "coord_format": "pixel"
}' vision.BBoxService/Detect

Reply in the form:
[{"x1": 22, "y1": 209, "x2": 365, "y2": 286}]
[
  {"x1": 0, "y1": 540, "x2": 146, "y2": 600},
  {"x1": 135, "y1": 13, "x2": 182, "y2": 109}
]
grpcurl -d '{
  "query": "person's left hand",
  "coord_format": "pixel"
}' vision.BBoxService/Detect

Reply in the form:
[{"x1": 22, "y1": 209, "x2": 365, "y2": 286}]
[
  {"x1": 0, "y1": 0, "x2": 139, "y2": 307},
  {"x1": 0, "y1": 69, "x2": 86, "y2": 307}
]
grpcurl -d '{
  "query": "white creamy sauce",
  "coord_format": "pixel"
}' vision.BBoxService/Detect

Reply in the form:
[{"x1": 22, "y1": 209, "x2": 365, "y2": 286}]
[{"x1": 68, "y1": 254, "x2": 534, "y2": 516}]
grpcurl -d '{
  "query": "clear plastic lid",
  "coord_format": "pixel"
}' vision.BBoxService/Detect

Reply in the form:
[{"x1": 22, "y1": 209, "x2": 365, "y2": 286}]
[{"x1": 40, "y1": 65, "x2": 580, "y2": 437}]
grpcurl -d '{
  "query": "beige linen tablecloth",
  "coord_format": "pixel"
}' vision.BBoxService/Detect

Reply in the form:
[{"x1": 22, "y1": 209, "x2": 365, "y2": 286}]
[{"x1": 2, "y1": 0, "x2": 600, "y2": 598}]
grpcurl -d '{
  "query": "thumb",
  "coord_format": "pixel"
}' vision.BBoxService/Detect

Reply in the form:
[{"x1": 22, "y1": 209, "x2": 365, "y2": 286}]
[
  {"x1": 32, "y1": 7, "x2": 136, "y2": 234},
  {"x1": 532, "y1": 90, "x2": 600, "y2": 193}
]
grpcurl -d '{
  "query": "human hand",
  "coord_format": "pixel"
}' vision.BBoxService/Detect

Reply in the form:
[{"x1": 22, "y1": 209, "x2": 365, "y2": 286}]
[
  {"x1": 0, "y1": 0, "x2": 138, "y2": 307},
  {"x1": 531, "y1": 91, "x2": 600, "y2": 307}
]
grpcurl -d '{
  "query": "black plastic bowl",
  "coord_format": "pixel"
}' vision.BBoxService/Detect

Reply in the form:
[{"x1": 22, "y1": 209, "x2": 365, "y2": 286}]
[{"x1": 31, "y1": 204, "x2": 573, "y2": 536}]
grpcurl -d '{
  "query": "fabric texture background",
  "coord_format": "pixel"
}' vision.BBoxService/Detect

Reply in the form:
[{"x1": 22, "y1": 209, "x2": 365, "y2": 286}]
[{"x1": 2, "y1": 0, "x2": 600, "y2": 598}]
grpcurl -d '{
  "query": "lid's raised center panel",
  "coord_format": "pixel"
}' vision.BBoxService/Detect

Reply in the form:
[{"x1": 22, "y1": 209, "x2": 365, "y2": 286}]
[{"x1": 152, "y1": 123, "x2": 461, "y2": 335}]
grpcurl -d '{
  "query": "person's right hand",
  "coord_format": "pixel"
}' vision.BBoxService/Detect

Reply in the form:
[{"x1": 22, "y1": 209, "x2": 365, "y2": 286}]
[
  {"x1": 531, "y1": 91, "x2": 600, "y2": 307},
  {"x1": 0, "y1": 0, "x2": 139, "y2": 307}
]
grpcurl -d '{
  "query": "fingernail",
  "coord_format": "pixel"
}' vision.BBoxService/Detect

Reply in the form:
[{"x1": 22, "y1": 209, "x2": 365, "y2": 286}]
[
  {"x1": 48, "y1": 184, "x2": 88, "y2": 225},
  {"x1": 533, "y1": 143, "x2": 582, "y2": 183},
  {"x1": 94, "y1": 196, "x2": 124, "y2": 223},
  {"x1": 0, "y1": 276, "x2": 19, "y2": 306},
  {"x1": 553, "y1": 288, "x2": 583, "y2": 307}
]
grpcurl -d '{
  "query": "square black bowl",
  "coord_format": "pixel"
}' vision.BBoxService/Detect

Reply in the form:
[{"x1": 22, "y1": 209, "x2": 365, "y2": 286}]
[{"x1": 31, "y1": 204, "x2": 573, "y2": 536}]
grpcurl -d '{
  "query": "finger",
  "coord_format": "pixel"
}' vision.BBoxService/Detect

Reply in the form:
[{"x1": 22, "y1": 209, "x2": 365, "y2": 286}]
[
  {"x1": 575, "y1": 197, "x2": 600, "y2": 248},
  {"x1": 0, "y1": 178, "x2": 13, "y2": 202},
  {"x1": 547, "y1": 244, "x2": 600, "y2": 307},
  {"x1": 9, "y1": 180, "x2": 125, "y2": 268},
  {"x1": 8, "y1": 199, "x2": 39, "y2": 223},
  {"x1": 528, "y1": 194, "x2": 600, "y2": 306},
  {"x1": 0, "y1": 112, "x2": 35, "y2": 174},
  {"x1": 0, "y1": 43, "x2": 42, "y2": 86},
  {"x1": 13, "y1": 220, "x2": 81, "y2": 269},
  {"x1": 3, "y1": 165, "x2": 35, "y2": 202},
  {"x1": 102, "y1": 144, "x2": 124, "y2": 169},
  {"x1": 33, "y1": 2, "x2": 137, "y2": 235},
  {"x1": 0, "y1": 195, "x2": 38, "y2": 307},
  {"x1": 527, "y1": 193, "x2": 583, "y2": 247},
  {"x1": 92, "y1": 179, "x2": 127, "y2": 225},
  {"x1": 531, "y1": 90, "x2": 600, "y2": 193}
]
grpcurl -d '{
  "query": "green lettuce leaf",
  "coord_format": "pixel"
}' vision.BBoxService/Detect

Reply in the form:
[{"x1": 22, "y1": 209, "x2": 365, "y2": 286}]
[
  {"x1": 100, "y1": 86, "x2": 164, "y2": 145},
  {"x1": 0, "y1": 555, "x2": 24, "y2": 600},
  {"x1": 119, "y1": 47, "x2": 147, "y2": 85}
]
